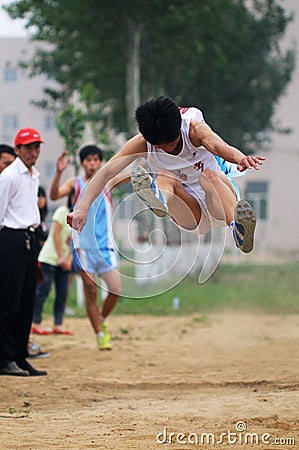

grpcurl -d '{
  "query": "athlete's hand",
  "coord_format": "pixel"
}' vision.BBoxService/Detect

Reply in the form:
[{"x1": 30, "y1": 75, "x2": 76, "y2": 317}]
[
  {"x1": 56, "y1": 151, "x2": 70, "y2": 174},
  {"x1": 66, "y1": 209, "x2": 87, "y2": 234},
  {"x1": 237, "y1": 155, "x2": 265, "y2": 172}
]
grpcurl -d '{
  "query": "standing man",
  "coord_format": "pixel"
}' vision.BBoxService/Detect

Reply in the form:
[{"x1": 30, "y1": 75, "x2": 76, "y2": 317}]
[
  {"x1": 50, "y1": 145, "x2": 121, "y2": 350},
  {"x1": 0, "y1": 128, "x2": 47, "y2": 376},
  {"x1": 0, "y1": 143, "x2": 48, "y2": 359}
]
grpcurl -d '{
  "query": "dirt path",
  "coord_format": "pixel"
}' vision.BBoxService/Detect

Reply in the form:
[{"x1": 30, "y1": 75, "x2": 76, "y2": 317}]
[{"x1": 0, "y1": 312, "x2": 298, "y2": 449}]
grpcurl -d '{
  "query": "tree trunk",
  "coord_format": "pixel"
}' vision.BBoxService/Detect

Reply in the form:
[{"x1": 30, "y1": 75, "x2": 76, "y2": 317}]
[{"x1": 125, "y1": 19, "x2": 142, "y2": 137}]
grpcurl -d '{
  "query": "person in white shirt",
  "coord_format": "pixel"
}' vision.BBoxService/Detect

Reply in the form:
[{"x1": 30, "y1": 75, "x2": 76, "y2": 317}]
[
  {"x1": 0, "y1": 128, "x2": 47, "y2": 376},
  {"x1": 31, "y1": 193, "x2": 73, "y2": 336},
  {"x1": 0, "y1": 143, "x2": 48, "y2": 360},
  {"x1": 67, "y1": 96, "x2": 265, "y2": 255}
]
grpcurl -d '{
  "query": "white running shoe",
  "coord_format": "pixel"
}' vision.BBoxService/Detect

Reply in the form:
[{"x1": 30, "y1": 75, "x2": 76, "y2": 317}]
[{"x1": 131, "y1": 165, "x2": 168, "y2": 217}]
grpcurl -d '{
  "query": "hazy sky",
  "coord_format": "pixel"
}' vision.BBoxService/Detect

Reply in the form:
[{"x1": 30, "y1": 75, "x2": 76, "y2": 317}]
[{"x1": 0, "y1": 3, "x2": 27, "y2": 37}]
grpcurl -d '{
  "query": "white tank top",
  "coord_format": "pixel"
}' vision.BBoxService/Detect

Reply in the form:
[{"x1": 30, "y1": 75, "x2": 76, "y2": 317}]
[{"x1": 146, "y1": 107, "x2": 220, "y2": 193}]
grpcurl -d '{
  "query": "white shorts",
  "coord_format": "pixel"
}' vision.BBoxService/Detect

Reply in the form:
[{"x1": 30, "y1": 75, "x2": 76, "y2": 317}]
[
  {"x1": 72, "y1": 248, "x2": 119, "y2": 275},
  {"x1": 174, "y1": 179, "x2": 239, "y2": 235}
]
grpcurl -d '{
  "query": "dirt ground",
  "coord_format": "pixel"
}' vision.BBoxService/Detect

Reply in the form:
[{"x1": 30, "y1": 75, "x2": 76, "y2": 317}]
[{"x1": 0, "y1": 312, "x2": 298, "y2": 450}]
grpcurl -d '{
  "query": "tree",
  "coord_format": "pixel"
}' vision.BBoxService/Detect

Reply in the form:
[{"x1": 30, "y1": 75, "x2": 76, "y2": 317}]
[
  {"x1": 80, "y1": 83, "x2": 119, "y2": 160},
  {"x1": 4, "y1": 0, "x2": 295, "y2": 151},
  {"x1": 55, "y1": 105, "x2": 85, "y2": 174}
]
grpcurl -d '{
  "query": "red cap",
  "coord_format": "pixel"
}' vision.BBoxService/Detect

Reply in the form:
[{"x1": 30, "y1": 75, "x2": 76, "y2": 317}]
[{"x1": 14, "y1": 128, "x2": 44, "y2": 146}]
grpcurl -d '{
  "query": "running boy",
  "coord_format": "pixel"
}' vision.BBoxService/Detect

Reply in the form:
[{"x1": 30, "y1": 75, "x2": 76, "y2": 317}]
[{"x1": 50, "y1": 145, "x2": 121, "y2": 350}]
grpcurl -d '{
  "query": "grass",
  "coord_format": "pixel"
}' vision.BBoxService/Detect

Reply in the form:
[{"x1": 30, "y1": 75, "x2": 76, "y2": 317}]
[{"x1": 43, "y1": 262, "x2": 299, "y2": 317}]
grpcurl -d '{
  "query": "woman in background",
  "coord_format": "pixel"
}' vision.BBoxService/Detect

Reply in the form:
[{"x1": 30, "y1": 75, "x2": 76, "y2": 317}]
[
  {"x1": 35, "y1": 186, "x2": 49, "y2": 252},
  {"x1": 31, "y1": 192, "x2": 74, "y2": 336}
]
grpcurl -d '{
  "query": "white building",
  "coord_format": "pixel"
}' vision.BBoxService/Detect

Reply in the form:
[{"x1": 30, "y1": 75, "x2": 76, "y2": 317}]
[{"x1": 0, "y1": 38, "x2": 72, "y2": 210}]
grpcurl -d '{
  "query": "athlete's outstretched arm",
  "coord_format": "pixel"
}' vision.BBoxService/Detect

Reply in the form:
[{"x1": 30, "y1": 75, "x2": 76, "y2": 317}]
[
  {"x1": 107, "y1": 158, "x2": 147, "y2": 191},
  {"x1": 67, "y1": 134, "x2": 147, "y2": 232},
  {"x1": 192, "y1": 121, "x2": 265, "y2": 172}
]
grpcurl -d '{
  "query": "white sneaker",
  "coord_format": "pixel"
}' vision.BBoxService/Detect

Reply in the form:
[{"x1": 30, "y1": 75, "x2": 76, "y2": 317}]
[{"x1": 131, "y1": 165, "x2": 168, "y2": 217}]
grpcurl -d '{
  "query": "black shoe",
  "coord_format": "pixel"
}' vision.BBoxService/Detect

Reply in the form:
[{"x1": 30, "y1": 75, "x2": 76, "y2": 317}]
[
  {"x1": 0, "y1": 361, "x2": 30, "y2": 376},
  {"x1": 17, "y1": 359, "x2": 47, "y2": 376}
]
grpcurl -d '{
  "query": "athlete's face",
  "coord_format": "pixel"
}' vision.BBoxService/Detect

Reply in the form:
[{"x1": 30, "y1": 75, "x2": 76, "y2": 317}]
[
  {"x1": 82, "y1": 154, "x2": 102, "y2": 179},
  {"x1": 155, "y1": 135, "x2": 182, "y2": 154}
]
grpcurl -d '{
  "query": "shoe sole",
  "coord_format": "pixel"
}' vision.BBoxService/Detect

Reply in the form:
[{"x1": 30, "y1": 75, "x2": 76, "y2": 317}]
[
  {"x1": 131, "y1": 165, "x2": 168, "y2": 217},
  {"x1": 234, "y1": 200, "x2": 256, "y2": 253},
  {"x1": 0, "y1": 371, "x2": 30, "y2": 376},
  {"x1": 28, "y1": 352, "x2": 50, "y2": 359}
]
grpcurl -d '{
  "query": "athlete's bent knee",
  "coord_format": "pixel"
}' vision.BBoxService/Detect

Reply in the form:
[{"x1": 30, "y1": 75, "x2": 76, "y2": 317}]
[
  {"x1": 156, "y1": 169, "x2": 180, "y2": 189},
  {"x1": 200, "y1": 169, "x2": 221, "y2": 188}
]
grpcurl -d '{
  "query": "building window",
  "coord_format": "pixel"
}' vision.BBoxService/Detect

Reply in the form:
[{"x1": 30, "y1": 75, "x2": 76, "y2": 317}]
[
  {"x1": 3, "y1": 115, "x2": 18, "y2": 133},
  {"x1": 245, "y1": 181, "x2": 269, "y2": 221},
  {"x1": 114, "y1": 195, "x2": 138, "y2": 220},
  {"x1": 3, "y1": 67, "x2": 17, "y2": 82},
  {"x1": 44, "y1": 114, "x2": 56, "y2": 130},
  {"x1": 45, "y1": 161, "x2": 56, "y2": 178}
]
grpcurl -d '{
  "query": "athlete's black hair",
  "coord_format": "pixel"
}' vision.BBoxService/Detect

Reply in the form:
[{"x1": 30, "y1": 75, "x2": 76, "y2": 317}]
[
  {"x1": 135, "y1": 96, "x2": 181, "y2": 145},
  {"x1": 79, "y1": 145, "x2": 103, "y2": 163}
]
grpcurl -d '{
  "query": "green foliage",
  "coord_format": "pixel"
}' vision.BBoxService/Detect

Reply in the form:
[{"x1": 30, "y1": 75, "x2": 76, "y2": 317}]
[
  {"x1": 114, "y1": 262, "x2": 299, "y2": 315},
  {"x1": 55, "y1": 105, "x2": 85, "y2": 173},
  {"x1": 144, "y1": 0, "x2": 295, "y2": 151},
  {"x1": 80, "y1": 83, "x2": 118, "y2": 158},
  {"x1": 45, "y1": 263, "x2": 299, "y2": 317},
  {"x1": 4, "y1": 0, "x2": 295, "y2": 150}
]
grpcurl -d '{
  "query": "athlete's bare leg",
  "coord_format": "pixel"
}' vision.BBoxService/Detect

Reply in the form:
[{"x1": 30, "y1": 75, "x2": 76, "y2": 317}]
[
  {"x1": 99, "y1": 269, "x2": 121, "y2": 320},
  {"x1": 154, "y1": 169, "x2": 202, "y2": 230},
  {"x1": 133, "y1": 166, "x2": 235, "y2": 230},
  {"x1": 78, "y1": 270, "x2": 101, "y2": 333},
  {"x1": 199, "y1": 169, "x2": 236, "y2": 225}
]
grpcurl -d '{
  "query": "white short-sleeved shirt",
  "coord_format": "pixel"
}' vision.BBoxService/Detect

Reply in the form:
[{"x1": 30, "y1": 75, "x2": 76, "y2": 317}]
[
  {"x1": 146, "y1": 107, "x2": 226, "y2": 233},
  {"x1": 0, "y1": 157, "x2": 40, "y2": 229}
]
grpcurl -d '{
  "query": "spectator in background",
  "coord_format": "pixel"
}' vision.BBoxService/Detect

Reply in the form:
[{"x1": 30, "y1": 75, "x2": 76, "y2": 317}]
[
  {"x1": 50, "y1": 146, "x2": 121, "y2": 350},
  {"x1": 0, "y1": 144, "x2": 16, "y2": 173},
  {"x1": 28, "y1": 185, "x2": 50, "y2": 358},
  {"x1": 0, "y1": 144, "x2": 49, "y2": 360},
  {"x1": 31, "y1": 192, "x2": 74, "y2": 335},
  {"x1": 35, "y1": 186, "x2": 49, "y2": 253},
  {"x1": 0, "y1": 128, "x2": 47, "y2": 376}
]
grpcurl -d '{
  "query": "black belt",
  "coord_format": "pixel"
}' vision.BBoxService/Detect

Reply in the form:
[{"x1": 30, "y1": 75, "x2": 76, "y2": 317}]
[{"x1": 2, "y1": 226, "x2": 36, "y2": 233}]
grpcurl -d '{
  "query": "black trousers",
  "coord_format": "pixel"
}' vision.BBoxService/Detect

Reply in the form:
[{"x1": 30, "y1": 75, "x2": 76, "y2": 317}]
[{"x1": 0, "y1": 228, "x2": 38, "y2": 364}]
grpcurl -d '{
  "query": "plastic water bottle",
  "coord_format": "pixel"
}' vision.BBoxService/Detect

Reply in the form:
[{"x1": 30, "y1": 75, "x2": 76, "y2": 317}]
[{"x1": 172, "y1": 296, "x2": 180, "y2": 310}]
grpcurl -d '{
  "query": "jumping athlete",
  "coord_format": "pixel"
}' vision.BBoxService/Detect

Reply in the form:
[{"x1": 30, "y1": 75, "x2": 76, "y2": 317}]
[{"x1": 67, "y1": 96, "x2": 265, "y2": 255}]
